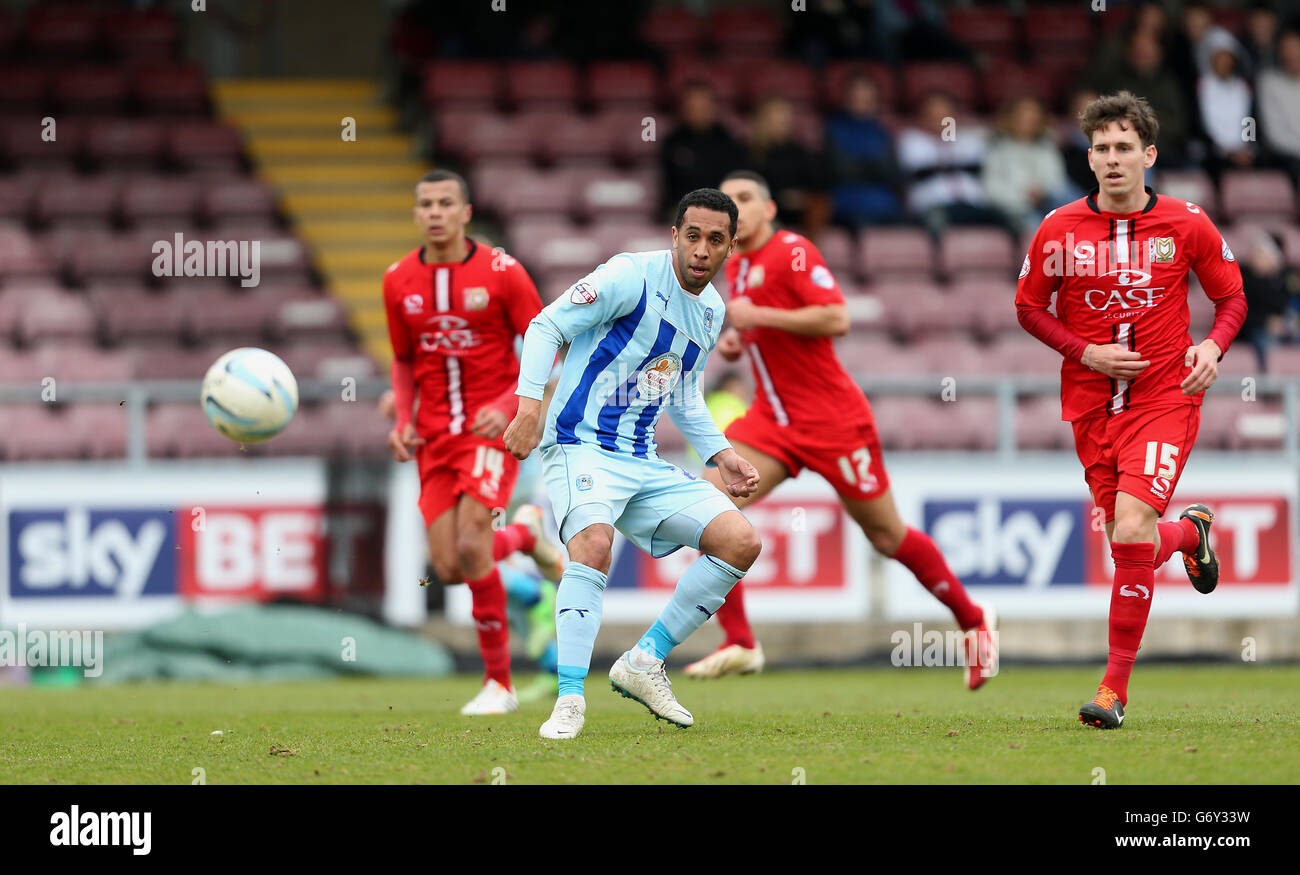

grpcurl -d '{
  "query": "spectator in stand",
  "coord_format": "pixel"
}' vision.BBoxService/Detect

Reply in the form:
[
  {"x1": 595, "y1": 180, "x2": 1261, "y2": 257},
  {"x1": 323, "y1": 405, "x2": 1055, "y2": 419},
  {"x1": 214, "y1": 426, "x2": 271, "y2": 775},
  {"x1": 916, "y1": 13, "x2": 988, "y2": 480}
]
[
  {"x1": 1088, "y1": 30, "x2": 1192, "y2": 167},
  {"x1": 1258, "y1": 28, "x2": 1300, "y2": 186},
  {"x1": 896, "y1": 90, "x2": 1006, "y2": 235},
  {"x1": 1240, "y1": 0, "x2": 1281, "y2": 76},
  {"x1": 1199, "y1": 35, "x2": 1256, "y2": 174},
  {"x1": 982, "y1": 96, "x2": 1078, "y2": 234},
  {"x1": 659, "y1": 80, "x2": 745, "y2": 217},
  {"x1": 745, "y1": 96, "x2": 831, "y2": 242},
  {"x1": 1239, "y1": 230, "x2": 1300, "y2": 372},
  {"x1": 824, "y1": 73, "x2": 902, "y2": 228},
  {"x1": 1062, "y1": 88, "x2": 1102, "y2": 195},
  {"x1": 1089, "y1": 0, "x2": 1170, "y2": 77}
]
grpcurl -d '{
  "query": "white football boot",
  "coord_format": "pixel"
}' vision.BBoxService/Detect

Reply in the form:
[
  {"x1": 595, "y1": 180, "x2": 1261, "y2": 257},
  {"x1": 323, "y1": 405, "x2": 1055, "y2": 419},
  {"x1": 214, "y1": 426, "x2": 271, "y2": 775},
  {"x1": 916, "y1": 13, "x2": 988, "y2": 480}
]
[
  {"x1": 609, "y1": 651, "x2": 694, "y2": 728},
  {"x1": 683, "y1": 642, "x2": 765, "y2": 679},
  {"x1": 459, "y1": 678, "x2": 518, "y2": 715},
  {"x1": 511, "y1": 504, "x2": 565, "y2": 583},
  {"x1": 539, "y1": 694, "x2": 586, "y2": 740}
]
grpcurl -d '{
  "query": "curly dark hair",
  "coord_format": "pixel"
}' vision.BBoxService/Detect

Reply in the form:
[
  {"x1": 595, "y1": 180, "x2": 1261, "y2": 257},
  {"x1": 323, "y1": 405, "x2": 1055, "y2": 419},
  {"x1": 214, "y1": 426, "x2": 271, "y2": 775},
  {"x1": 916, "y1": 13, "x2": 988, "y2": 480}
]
[
  {"x1": 673, "y1": 188, "x2": 738, "y2": 238},
  {"x1": 1079, "y1": 90, "x2": 1160, "y2": 149}
]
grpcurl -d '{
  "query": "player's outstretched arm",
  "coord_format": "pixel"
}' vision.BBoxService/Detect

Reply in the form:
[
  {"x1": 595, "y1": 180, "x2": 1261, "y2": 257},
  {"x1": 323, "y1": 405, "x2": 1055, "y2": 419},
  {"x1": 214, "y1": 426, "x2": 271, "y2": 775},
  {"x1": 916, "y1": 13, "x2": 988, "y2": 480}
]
[{"x1": 711, "y1": 447, "x2": 760, "y2": 498}]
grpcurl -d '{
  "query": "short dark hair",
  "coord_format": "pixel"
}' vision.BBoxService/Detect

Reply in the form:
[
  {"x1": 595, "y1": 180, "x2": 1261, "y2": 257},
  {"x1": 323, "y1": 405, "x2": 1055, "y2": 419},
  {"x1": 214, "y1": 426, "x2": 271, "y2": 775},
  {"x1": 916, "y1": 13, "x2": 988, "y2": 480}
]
[
  {"x1": 416, "y1": 169, "x2": 470, "y2": 203},
  {"x1": 720, "y1": 170, "x2": 772, "y2": 201},
  {"x1": 673, "y1": 188, "x2": 738, "y2": 238},
  {"x1": 1079, "y1": 90, "x2": 1160, "y2": 149}
]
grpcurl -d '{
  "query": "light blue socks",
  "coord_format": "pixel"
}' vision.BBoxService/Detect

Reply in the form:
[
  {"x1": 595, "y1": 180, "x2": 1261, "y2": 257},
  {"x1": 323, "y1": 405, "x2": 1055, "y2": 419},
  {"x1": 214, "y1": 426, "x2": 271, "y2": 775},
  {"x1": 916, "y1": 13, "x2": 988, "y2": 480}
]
[
  {"x1": 555, "y1": 561, "x2": 607, "y2": 697},
  {"x1": 634, "y1": 554, "x2": 745, "y2": 661}
]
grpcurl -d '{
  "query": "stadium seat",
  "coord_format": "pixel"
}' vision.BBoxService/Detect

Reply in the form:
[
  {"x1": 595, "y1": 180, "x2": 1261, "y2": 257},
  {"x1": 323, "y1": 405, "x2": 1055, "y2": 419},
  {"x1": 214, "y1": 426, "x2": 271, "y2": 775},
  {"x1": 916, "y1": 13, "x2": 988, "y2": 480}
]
[
  {"x1": 981, "y1": 60, "x2": 1056, "y2": 112},
  {"x1": 1230, "y1": 400, "x2": 1286, "y2": 451},
  {"x1": 529, "y1": 111, "x2": 620, "y2": 166},
  {"x1": 24, "y1": 3, "x2": 100, "y2": 58},
  {"x1": 940, "y1": 227, "x2": 1016, "y2": 279},
  {"x1": 640, "y1": 5, "x2": 705, "y2": 56},
  {"x1": 281, "y1": 340, "x2": 372, "y2": 382},
  {"x1": 587, "y1": 62, "x2": 658, "y2": 110},
  {"x1": 16, "y1": 292, "x2": 98, "y2": 346},
  {"x1": 741, "y1": 62, "x2": 818, "y2": 108},
  {"x1": 902, "y1": 63, "x2": 978, "y2": 110},
  {"x1": 201, "y1": 178, "x2": 278, "y2": 223},
  {"x1": 34, "y1": 174, "x2": 121, "y2": 227},
  {"x1": 595, "y1": 221, "x2": 669, "y2": 259},
  {"x1": 3, "y1": 404, "x2": 127, "y2": 461},
  {"x1": 167, "y1": 122, "x2": 246, "y2": 171},
  {"x1": 1023, "y1": 6, "x2": 1096, "y2": 53},
  {"x1": 507, "y1": 218, "x2": 595, "y2": 274},
  {"x1": 495, "y1": 171, "x2": 580, "y2": 221},
  {"x1": 812, "y1": 227, "x2": 856, "y2": 279},
  {"x1": 469, "y1": 160, "x2": 532, "y2": 213},
  {"x1": 946, "y1": 6, "x2": 1019, "y2": 57},
  {"x1": 858, "y1": 228, "x2": 934, "y2": 280},
  {"x1": 188, "y1": 291, "x2": 278, "y2": 346},
  {"x1": 0, "y1": 224, "x2": 57, "y2": 278},
  {"x1": 69, "y1": 233, "x2": 156, "y2": 285},
  {"x1": 604, "y1": 108, "x2": 663, "y2": 166},
  {"x1": 54, "y1": 68, "x2": 130, "y2": 114},
  {"x1": 987, "y1": 336, "x2": 1062, "y2": 375},
  {"x1": 94, "y1": 287, "x2": 187, "y2": 344},
  {"x1": 504, "y1": 61, "x2": 580, "y2": 110},
  {"x1": 458, "y1": 113, "x2": 538, "y2": 164},
  {"x1": 710, "y1": 5, "x2": 783, "y2": 57},
  {"x1": 951, "y1": 278, "x2": 1019, "y2": 341},
  {"x1": 575, "y1": 169, "x2": 659, "y2": 222},
  {"x1": 910, "y1": 335, "x2": 994, "y2": 376},
  {"x1": 147, "y1": 401, "x2": 245, "y2": 457},
  {"x1": 131, "y1": 63, "x2": 209, "y2": 115},
  {"x1": 1017, "y1": 396, "x2": 1072, "y2": 450},
  {"x1": 5, "y1": 117, "x2": 82, "y2": 169},
  {"x1": 1219, "y1": 171, "x2": 1297, "y2": 223},
  {"x1": 119, "y1": 176, "x2": 199, "y2": 226},
  {"x1": 320, "y1": 400, "x2": 391, "y2": 458},
  {"x1": 423, "y1": 61, "x2": 500, "y2": 109},
  {"x1": 103, "y1": 7, "x2": 180, "y2": 60},
  {"x1": 276, "y1": 293, "x2": 350, "y2": 344},
  {"x1": 32, "y1": 342, "x2": 134, "y2": 383},
  {"x1": 83, "y1": 119, "x2": 167, "y2": 171},
  {"x1": 665, "y1": 62, "x2": 739, "y2": 107},
  {"x1": 128, "y1": 341, "x2": 224, "y2": 381},
  {"x1": 1157, "y1": 169, "x2": 1218, "y2": 216},
  {"x1": 1265, "y1": 345, "x2": 1300, "y2": 376},
  {"x1": 258, "y1": 404, "x2": 336, "y2": 457},
  {"x1": 0, "y1": 69, "x2": 50, "y2": 113}
]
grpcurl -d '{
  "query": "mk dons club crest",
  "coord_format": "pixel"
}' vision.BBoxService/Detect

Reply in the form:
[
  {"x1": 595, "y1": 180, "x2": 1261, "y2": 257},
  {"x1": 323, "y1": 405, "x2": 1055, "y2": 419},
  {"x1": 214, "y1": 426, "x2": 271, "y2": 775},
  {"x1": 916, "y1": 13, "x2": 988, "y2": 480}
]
[
  {"x1": 464, "y1": 287, "x2": 489, "y2": 310},
  {"x1": 637, "y1": 352, "x2": 682, "y2": 401},
  {"x1": 746, "y1": 264, "x2": 765, "y2": 289},
  {"x1": 1149, "y1": 237, "x2": 1176, "y2": 263}
]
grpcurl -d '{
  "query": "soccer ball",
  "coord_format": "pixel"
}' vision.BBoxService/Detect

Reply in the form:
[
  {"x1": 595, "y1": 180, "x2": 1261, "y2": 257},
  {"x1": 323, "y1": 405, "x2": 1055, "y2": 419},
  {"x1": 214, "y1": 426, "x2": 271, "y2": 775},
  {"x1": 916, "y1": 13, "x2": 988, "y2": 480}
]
[{"x1": 200, "y1": 347, "x2": 299, "y2": 443}]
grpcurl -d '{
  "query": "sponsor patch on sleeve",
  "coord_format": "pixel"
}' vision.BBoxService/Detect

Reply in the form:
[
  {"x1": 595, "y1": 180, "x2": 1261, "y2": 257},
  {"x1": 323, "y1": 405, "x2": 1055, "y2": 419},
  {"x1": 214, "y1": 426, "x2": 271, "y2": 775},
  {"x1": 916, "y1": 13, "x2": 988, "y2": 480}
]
[
  {"x1": 570, "y1": 282, "x2": 598, "y2": 304},
  {"x1": 1019, "y1": 253, "x2": 1030, "y2": 278},
  {"x1": 1221, "y1": 236, "x2": 1235, "y2": 262},
  {"x1": 810, "y1": 264, "x2": 835, "y2": 289}
]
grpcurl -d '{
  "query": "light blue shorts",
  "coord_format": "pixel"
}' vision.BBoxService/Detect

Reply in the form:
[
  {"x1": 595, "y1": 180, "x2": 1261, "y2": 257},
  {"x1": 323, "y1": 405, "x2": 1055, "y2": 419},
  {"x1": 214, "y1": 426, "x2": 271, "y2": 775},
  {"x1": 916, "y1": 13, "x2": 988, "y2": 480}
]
[{"x1": 540, "y1": 442, "x2": 737, "y2": 558}]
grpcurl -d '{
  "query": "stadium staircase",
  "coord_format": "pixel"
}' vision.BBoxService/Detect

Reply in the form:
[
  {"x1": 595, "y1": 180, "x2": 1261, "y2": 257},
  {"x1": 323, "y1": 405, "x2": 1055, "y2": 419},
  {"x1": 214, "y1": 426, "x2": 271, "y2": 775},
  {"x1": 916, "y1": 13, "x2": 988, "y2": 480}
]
[{"x1": 211, "y1": 79, "x2": 429, "y2": 365}]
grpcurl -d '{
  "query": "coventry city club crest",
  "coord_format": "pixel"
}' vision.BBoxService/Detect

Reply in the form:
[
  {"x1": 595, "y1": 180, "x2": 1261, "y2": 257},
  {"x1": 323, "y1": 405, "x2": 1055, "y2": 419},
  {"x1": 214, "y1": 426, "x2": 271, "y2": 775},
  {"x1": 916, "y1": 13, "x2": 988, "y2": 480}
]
[
  {"x1": 576, "y1": 474, "x2": 593, "y2": 491},
  {"x1": 704, "y1": 307, "x2": 713, "y2": 332},
  {"x1": 637, "y1": 352, "x2": 682, "y2": 401}
]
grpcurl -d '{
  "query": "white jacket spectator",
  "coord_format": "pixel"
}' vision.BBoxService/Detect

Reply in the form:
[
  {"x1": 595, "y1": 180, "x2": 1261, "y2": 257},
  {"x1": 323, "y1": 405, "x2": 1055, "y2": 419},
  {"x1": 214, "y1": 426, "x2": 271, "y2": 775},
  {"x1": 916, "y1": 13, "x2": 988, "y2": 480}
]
[
  {"x1": 981, "y1": 96, "x2": 1073, "y2": 232},
  {"x1": 1258, "y1": 30, "x2": 1300, "y2": 165},
  {"x1": 1198, "y1": 38, "x2": 1254, "y2": 160}
]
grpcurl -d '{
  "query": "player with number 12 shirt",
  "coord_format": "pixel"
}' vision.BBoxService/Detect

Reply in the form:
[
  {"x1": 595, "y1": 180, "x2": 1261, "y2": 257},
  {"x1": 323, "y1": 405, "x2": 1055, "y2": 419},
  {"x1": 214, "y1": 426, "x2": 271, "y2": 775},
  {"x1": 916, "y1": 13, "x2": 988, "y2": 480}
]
[
  {"x1": 384, "y1": 170, "x2": 564, "y2": 717},
  {"x1": 683, "y1": 171, "x2": 997, "y2": 689},
  {"x1": 1015, "y1": 92, "x2": 1247, "y2": 729}
]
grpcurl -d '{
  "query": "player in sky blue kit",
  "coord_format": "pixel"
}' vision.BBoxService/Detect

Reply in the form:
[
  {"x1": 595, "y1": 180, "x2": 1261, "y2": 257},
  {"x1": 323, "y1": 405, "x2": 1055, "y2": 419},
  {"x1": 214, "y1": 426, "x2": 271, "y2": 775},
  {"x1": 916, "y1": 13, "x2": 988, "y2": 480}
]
[{"x1": 503, "y1": 189, "x2": 763, "y2": 740}]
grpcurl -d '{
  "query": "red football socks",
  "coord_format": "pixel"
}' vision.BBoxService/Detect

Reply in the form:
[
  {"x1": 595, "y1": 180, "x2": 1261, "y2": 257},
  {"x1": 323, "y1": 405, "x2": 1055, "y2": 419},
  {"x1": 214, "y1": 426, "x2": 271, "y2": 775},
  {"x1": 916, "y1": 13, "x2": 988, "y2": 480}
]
[
  {"x1": 1153, "y1": 517, "x2": 1199, "y2": 569},
  {"x1": 492, "y1": 523, "x2": 535, "y2": 560},
  {"x1": 894, "y1": 527, "x2": 984, "y2": 631},
  {"x1": 1101, "y1": 542, "x2": 1156, "y2": 705},
  {"x1": 715, "y1": 580, "x2": 756, "y2": 650},
  {"x1": 466, "y1": 567, "x2": 511, "y2": 688}
]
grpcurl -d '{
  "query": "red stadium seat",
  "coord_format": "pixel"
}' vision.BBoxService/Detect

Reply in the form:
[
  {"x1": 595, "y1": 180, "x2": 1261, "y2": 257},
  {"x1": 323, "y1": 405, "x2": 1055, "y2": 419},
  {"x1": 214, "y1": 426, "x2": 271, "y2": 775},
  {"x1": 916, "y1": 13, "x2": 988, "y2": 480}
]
[
  {"x1": 741, "y1": 62, "x2": 818, "y2": 109},
  {"x1": 603, "y1": 108, "x2": 663, "y2": 166},
  {"x1": 103, "y1": 7, "x2": 179, "y2": 60},
  {"x1": 274, "y1": 292, "x2": 350, "y2": 343},
  {"x1": 981, "y1": 60, "x2": 1056, "y2": 112},
  {"x1": 587, "y1": 62, "x2": 658, "y2": 110},
  {"x1": 468, "y1": 160, "x2": 531, "y2": 212},
  {"x1": 710, "y1": 5, "x2": 782, "y2": 56},
  {"x1": 147, "y1": 401, "x2": 244, "y2": 457},
  {"x1": 903, "y1": 62, "x2": 979, "y2": 109},
  {"x1": 69, "y1": 232, "x2": 156, "y2": 285},
  {"x1": 24, "y1": 3, "x2": 100, "y2": 58},
  {"x1": 507, "y1": 218, "x2": 586, "y2": 269},
  {"x1": 952, "y1": 278, "x2": 1020, "y2": 341},
  {"x1": 202, "y1": 178, "x2": 278, "y2": 223},
  {"x1": 83, "y1": 119, "x2": 167, "y2": 171},
  {"x1": 987, "y1": 336, "x2": 1062, "y2": 375},
  {"x1": 458, "y1": 113, "x2": 538, "y2": 164},
  {"x1": 575, "y1": 169, "x2": 659, "y2": 222},
  {"x1": 128, "y1": 341, "x2": 224, "y2": 381},
  {"x1": 320, "y1": 400, "x2": 392, "y2": 458},
  {"x1": 5, "y1": 117, "x2": 82, "y2": 169},
  {"x1": 3, "y1": 403, "x2": 128, "y2": 461},
  {"x1": 93, "y1": 287, "x2": 186, "y2": 344},
  {"x1": 33, "y1": 342, "x2": 134, "y2": 383},
  {"x1": 188, "y1": 290, "x2": 277, "y2": 346},
  {"x1": 280, "y1": 340, "x2": 371, "y2": 382},
  {"x1": 858, "y1": 228, "x2": 935, "y2": 280},
  {"x1": 595, "y1": 221, "x2": 670, "y2": 259},
  {"x1": 1017, "y1": 396, "x2": 1072, "y2": 450},
  {"x1": 0, "y1": 224, "x2": 57, "y2": 279},
  {"x1": 495, "y1": 171, "x2": 580, "y2": 221},
  {"x1": 665, "y1": 62, "x2": 739, "y2": 107},
  {"x1": 528, "y1": 110, "x2": 619, "y2": 165},
  {"x1": 258, "y1": 404, "x2": 339, "y2": 457},
  {"x1": 434, "y1": 107, "x2": 500, "y2": 159},
  {"x1": 54, "y1": 68, "x2": 129, "y2": 114},
  {"x1": 504, "y1": 61, "x2": 579, "y2": 110},
  {"x1": 1023, "y1": 6, "x2": 1096, "y2": 53},
  {"x1": 423, "y1": 61, "x2": 500, "y2": 109},
  {"x1": 641, "y1": 5, "x2": 705, "y2": 56},
  {"x1": 167, "y1": 122, "x2": 246, "y2": 171},
  {"x1": 811, "y1": 227, "x2": 856, "y2": 278},
  {"x1": 1230, "y1": 400, "x2": 1286, "y2": 451},
  {"x1": 0, "y1": 69, "x2": 50, "y2": 113},
  {"x1": 120, "y1": 176, "x2": 200, "y2": 226},
  {"x1": 16, "y1": 292, "x2": 97, "y2": 346},
  {"x1": 1219, "y1": 171, "x2": 1297, "y2": 223},
  {"x1": 940, "y1": 228, "x2": 1016, "y2": 279},
  {"x1": 34, "y1": 174, "x2": 121, "y2": 227},
  {"x1": 1157, "y1": 169, "x2": 1219, "y2": 217},
  {"x1": 131, "y1": 63, "x2": 209, "y2": 115},
  {"x1": 946, "y1": 6, "x2": 1019, "y2": 57}
]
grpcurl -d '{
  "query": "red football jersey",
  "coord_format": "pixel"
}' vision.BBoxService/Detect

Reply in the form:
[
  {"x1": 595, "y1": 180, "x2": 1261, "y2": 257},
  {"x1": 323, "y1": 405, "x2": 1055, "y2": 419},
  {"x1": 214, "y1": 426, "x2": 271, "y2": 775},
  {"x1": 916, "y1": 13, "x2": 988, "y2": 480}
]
[
  {"x1": 383, "y1": 239, "x2": 542, "y2": 436},
  {"x1": 1016, "y1": 190, "x2": 1244, "y2": 421},
  {"x1": 724, "y1": 230, "x2": 869, "y2": 425}
]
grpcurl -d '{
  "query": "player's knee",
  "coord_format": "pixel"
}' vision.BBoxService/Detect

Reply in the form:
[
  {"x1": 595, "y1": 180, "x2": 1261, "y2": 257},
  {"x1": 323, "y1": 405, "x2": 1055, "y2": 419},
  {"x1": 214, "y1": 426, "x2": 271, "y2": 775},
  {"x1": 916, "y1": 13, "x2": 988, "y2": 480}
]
[
  {"x1": 865, "y1": 521, "x2": 905, "y2": 557},
  {"x1": 711, "y1": 518, "x2": 761, "y2": 570},
  {"x1": 431, "y1": 558, "x2": 462, "y2": 587},
  {"x1": 455, "y1": 531, "x2": 494, "y2": 579},
  {"x1": 567, "y1": 526, "x2": 612, "y2": 573}
]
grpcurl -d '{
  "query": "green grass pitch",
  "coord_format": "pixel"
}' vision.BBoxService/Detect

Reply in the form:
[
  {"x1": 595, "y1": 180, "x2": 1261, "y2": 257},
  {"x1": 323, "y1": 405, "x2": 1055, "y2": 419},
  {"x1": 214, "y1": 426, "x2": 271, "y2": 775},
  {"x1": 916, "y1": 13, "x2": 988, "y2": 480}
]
[{"x1": 2, "y1": 665, "x2": 1297, "y2": 784}]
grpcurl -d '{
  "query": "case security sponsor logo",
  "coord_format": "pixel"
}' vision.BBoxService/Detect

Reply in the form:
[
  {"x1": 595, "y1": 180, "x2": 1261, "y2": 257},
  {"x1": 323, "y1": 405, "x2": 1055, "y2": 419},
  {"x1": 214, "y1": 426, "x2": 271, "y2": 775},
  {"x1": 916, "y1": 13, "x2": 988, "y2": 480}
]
[
  {"x1": 8, "y1": 508, "x2": 175, "y2": 598},
  {"x1": 924, "y1": 498, "x2": 1085, "y2": 587}
]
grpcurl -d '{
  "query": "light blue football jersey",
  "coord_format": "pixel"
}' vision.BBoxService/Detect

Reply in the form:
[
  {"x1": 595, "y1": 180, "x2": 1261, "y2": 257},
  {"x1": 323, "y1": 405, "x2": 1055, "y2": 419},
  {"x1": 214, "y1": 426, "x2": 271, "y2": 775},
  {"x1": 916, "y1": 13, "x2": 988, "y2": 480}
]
[{"x1": 517, "y1": 250, "x2": 730, "y2": 463}]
